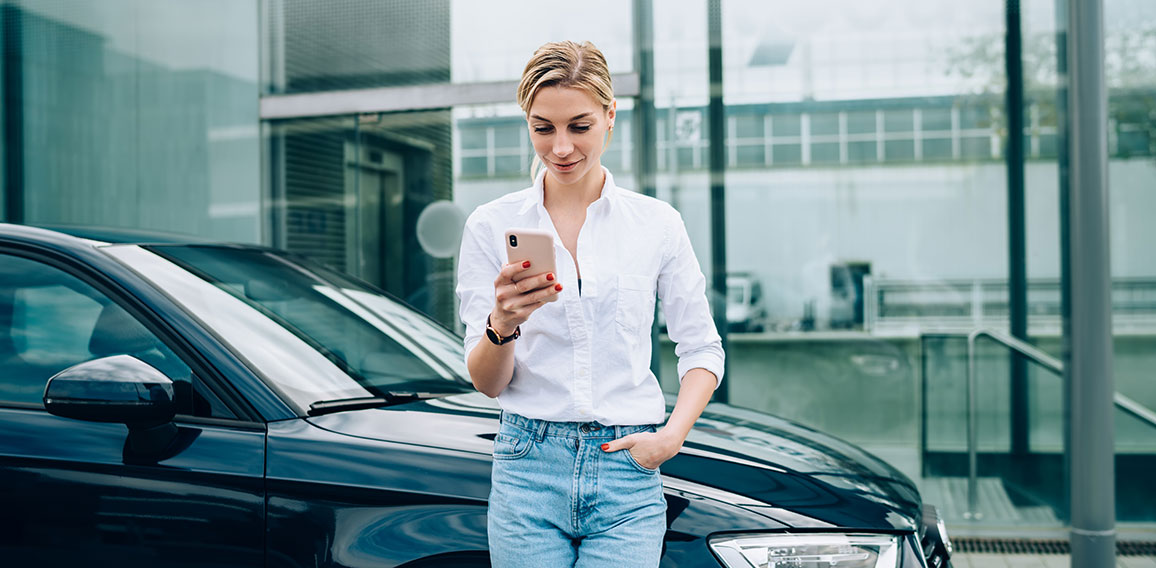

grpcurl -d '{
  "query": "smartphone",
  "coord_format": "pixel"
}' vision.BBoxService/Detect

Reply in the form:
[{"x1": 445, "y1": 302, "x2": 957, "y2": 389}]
[{"x1": 504, "y1": 228, "x2": 559, "y2": 302}]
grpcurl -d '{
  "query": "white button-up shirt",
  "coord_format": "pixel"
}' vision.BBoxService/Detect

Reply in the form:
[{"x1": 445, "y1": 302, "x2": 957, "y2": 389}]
[{"x1": 456, "y1": 168, "x2": 725, "y2": 426}]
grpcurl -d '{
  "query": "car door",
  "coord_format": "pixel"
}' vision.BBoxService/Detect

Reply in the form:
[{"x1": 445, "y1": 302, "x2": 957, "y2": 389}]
[{"x1": 0, "y1": 249, "x2": 265, "y2": 566}]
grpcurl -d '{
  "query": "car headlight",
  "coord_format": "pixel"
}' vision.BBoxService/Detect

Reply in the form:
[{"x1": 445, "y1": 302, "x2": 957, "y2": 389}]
[{"x1": 709, "y1": 533, "x2": 901, "y2": 568}]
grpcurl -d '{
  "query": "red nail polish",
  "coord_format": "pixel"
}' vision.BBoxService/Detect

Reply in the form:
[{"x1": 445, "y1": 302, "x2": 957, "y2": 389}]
[
  {"x1": 601, "y1": 443, "x2": 610, "y2": 451},
  {"x1": 522, "y1": 261, "x2": 531, "y2": 269},
  {"x1": 555, "y1": 284, "x2": 563, "y2": 291},
  {"x1": 546, "y1": 273, "x2": 554, "y2": 281}
]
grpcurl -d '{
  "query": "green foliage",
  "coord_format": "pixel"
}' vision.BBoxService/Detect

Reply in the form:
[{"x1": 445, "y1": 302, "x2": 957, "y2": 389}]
[{"x1": 943, "y1": 27, "x2": 1156, "y2": 160}]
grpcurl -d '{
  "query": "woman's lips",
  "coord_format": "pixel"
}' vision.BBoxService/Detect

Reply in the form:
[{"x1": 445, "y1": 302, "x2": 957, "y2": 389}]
[{"x1": 552, "y1": 159, "x2": 581, "y2": 172}]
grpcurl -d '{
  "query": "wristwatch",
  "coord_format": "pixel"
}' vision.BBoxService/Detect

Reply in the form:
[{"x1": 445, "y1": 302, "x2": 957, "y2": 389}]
[{"x1": 485, "y1": 315, "x2": 520, "y2": 345}]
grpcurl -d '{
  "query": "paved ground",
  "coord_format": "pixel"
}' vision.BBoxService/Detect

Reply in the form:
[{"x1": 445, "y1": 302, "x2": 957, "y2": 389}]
[
  {"x1": 951, "y1": 554, "x2": 1156, "y2": 567},
  {"x1": 855, "y1": 445, "x2": 1156, "y2": 568}
]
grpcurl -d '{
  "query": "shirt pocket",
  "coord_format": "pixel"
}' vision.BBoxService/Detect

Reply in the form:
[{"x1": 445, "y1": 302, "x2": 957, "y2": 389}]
[{"x1": 615, "y1": 274, "x2": 656, "y2": 335}]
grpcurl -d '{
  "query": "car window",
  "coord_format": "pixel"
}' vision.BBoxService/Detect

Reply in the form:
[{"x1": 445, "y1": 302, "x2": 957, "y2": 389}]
[
  {"x1": 106, "y1": 245, "x2": 472, "y2": 411},
  {"x1": 0, "y1": 253, "x2": 234, "y2": 419}
]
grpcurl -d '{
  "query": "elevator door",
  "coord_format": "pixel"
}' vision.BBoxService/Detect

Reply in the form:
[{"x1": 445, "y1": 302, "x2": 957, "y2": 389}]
[{"x1": 345, "y1": 143, "x2": 405, "y2": 294}]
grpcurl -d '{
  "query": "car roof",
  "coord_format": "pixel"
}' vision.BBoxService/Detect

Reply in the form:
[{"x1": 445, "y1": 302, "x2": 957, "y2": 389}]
[
  {"x1": 27, "y1": 224, "x2": 221, "y2": 245},
  {"x1": 0, "y1": 223, "x2": 265, "y2": 261}
]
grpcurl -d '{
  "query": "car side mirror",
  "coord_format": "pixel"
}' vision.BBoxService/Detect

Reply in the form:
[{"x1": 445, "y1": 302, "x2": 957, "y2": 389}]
[{"x1": 43, "y1": 355, "x2": 178, "y2": 453}]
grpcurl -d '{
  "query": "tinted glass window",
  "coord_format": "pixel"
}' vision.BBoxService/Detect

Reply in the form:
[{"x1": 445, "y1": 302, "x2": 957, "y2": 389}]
[
  {"x1": 735, "y1": 145, "x2": 765, "y2": 166},
  {"x1": 884, "y1": 110, "x2": 914, "y2": 132},
  {"x1": 732, "y1": 114, "x2": 764, "y2": 138},
  {"x1": 810, "y1": 113, "x2": 839, "y2": 137},
  {"x1": 811, "y1": 142, "x2": 840, "y2": 164},
  {"x1": 0, "y1": 253, "x2": 233, "y2": 419},
  {"x1": 493, "y1": 124, "x2": 523, "y2": 148},
  {"x1": 460, "y1": 127, "x2": 487, "y2": 150},
  {"x1": 772, "y1": 144, "x2": 802, "y2": 165},
  {"x1": 771, "y1": 114, "x2": 801, "y2": 137},
  {"x1": 921, "y1": 107, "x2": 952, "y2": 131},
  {"x1": 846, "y1": 111, "x2": 876, "y2": 135}
]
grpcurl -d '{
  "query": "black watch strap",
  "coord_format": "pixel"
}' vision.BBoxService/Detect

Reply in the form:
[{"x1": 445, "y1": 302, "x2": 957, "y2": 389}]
[{"x1": 485, "y1": 315, "x2": 520, "y2": 345}]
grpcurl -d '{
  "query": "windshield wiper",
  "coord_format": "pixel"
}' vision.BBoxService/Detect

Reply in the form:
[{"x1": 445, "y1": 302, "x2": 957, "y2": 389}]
[{"x1": 307, "y1": 392, "x2": 460, "y2": 416}]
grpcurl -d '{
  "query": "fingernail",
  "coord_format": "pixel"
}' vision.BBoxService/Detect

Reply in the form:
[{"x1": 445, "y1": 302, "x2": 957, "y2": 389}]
[
  {"x1": 555, "y1": 284, "x2": 563, "y2": 291},
  {"x1": 601, "y1": 443, "x2": 610, "y2": 451},
  {"x1": 546, "y1": 273, "x2": 554, "y2": 281},
  {"x1": 522, "y1": 261, "x2": 531, "y2": 269}
]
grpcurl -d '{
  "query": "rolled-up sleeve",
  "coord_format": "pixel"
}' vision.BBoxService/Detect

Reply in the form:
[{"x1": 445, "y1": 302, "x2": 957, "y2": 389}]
[
  {"x1": 456, "y1": 212, "x2": 502, "y2": 365},
  {"x1": 656, "y1": 209, "x2": 725, "y2": 389}
]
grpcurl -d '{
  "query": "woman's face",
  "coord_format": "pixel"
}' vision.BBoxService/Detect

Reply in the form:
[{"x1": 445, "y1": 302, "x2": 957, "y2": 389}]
[{"x1": 527, "y1": 86, "x2": 615, "y2": 189}]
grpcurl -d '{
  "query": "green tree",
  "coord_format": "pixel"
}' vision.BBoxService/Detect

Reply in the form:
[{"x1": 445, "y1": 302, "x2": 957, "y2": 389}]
[{"x1": 943, "y1": 26, "x2": 1156, "y2": 160}]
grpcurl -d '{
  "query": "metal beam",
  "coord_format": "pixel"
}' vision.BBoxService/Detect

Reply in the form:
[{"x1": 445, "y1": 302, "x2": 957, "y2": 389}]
[
  {"x1": 1, "y1": 5, "x2": 24, "y2": 223},
  {"x1": 1065, "y1": 0, "x2": 1115, "y2": 565},
  {"x1": 1005, "y1": 0, "x2": 1030, "y2": 459},
  {"x1": 633, "y1": 0, "x2": 657, "y2": 202},
  {"x1": 1054, "y1": 0, "x2": 1073, "y2": 525},
  {"x1": 707, "y1": 0, "x2": 729, "y2": 403},
  {"x1": 633, "y1": 0, "x2": 663, "y2": 378},
  {"x1": 260, "y1": 73, "x2": 641, "y2": 120}
]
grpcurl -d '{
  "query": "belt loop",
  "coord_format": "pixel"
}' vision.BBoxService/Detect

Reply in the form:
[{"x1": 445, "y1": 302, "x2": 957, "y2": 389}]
[
  {"x1": 535, "y1": 419, "x2": 549, "y2": 442},
  {"x1": 614, "y1": 424, "x2": 623, "y2": 439}
]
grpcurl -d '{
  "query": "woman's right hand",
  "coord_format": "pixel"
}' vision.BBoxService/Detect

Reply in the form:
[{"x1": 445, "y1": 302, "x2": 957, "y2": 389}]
[{"x1": 490, "y1": 260, "x2": 562, "y2": 336}]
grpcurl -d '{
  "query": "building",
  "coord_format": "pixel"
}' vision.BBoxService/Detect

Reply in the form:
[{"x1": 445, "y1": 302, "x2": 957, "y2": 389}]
[{"x1": 1, "y1": 0, "x2": 1153, "y2": 534}]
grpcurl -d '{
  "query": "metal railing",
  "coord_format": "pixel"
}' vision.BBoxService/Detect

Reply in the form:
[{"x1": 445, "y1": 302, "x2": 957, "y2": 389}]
[
  {"x1": 963, "y1": 329, "x2": 1156, "y2": 519},
  {"x1": 865, "y1": 277, "x2": 1156, "y2": 332}
]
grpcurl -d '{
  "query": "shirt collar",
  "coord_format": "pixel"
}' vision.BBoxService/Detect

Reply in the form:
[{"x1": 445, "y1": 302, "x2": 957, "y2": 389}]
[{"x1": 517, "y1": 166, "x2": 618, "y2": 216}]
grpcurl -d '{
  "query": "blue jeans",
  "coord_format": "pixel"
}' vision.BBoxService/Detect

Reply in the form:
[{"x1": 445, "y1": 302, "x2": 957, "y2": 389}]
[{"x1": 488, "y1": 412, "x2": 667, "y2": 567}]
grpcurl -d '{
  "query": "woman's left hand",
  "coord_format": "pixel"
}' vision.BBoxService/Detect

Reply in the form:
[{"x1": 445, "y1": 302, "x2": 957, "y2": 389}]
[{"x1": 601, "y1": 429, "x2": 683, "y2": 470}]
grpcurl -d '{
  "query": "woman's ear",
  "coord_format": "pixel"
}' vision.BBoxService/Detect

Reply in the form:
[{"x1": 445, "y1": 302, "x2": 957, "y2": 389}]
[{"x1": 608, "y1": 99, "x2": 617, "y2": 128}]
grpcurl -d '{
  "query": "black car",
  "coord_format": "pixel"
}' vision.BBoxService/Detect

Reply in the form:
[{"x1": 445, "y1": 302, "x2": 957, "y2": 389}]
[{"x1": 0, "y1": 223, "x2": 952, "y2": 567}]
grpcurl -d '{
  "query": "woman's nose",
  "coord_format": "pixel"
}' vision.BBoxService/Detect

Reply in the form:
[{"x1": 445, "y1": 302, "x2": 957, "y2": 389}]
[{"x1": 552, "y1": 133, "x2": 573, "y2": 158}]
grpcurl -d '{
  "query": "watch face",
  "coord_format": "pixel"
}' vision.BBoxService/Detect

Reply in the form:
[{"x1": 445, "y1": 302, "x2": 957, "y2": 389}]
[
  {"x1": 486, "y1": 326, "x2": 502, "y2": 345},
  {"x1": 485, "y1": 317, "x2": 517, "y2": 345}
]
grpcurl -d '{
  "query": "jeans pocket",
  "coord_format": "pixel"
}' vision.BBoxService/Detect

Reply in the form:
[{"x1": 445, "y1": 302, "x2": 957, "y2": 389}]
[
  {"x1": 624, "y1": 448, "x2": 659, "y2": 474},
  {"x1": 492, "y1": 425, "x2": 534, "y2": 461}
]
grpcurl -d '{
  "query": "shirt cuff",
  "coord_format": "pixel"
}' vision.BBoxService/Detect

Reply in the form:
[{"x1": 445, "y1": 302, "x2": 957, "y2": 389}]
[{"x1": 677, "y1": 351, "x2": 725, "y2": 390}]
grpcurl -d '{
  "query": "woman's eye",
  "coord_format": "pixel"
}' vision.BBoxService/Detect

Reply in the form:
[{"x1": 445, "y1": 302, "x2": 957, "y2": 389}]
[
  {"x1": 533, "y1": 126, "x2": 553, "y2": 134},
  {"x1": 571, "y1": 125, "x2": 591, "y2": 133}
]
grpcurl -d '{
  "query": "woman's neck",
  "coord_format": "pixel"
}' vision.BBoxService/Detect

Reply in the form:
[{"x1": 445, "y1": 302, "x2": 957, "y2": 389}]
[{"x1": 543, "y1": 166, "x2": 605, "y2": 212}]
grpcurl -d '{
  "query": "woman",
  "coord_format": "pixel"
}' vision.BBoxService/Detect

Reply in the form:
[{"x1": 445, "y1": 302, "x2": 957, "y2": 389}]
[{"x1": 456, "y1": 40, "x2": 724, "y2": 567}]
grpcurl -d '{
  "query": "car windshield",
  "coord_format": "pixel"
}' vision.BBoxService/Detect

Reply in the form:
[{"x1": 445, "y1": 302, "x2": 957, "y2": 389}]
[{"x1": 106, "y1": 244, "x2": 472, "y2": 412}]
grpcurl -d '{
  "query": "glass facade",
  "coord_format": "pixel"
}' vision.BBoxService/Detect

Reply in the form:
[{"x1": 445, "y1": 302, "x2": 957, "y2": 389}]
[
  {"x1": 265, "y1": 111, "x2": 456, "y2": 323},
  {"x1": 2, "y1": 0, "x2": 261, "y2": 242},
  {"x1": 1103, "y1": 0, "x2": 1156, "y2": 526},
  {"x1": 2, "y1": 0, "x2": 1154, "y2": 530},
  {"x1": 450, "y1": 0, "x2": 633, "y2": 84},
  {"x1": 266, "y1": 0, "x2": 450, "y2": 94}
]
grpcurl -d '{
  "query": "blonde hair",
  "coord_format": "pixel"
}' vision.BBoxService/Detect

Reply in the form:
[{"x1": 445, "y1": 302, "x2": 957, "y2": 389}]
[{"x1": 517, "y1": 41, "x2": 615, "y2": 180}]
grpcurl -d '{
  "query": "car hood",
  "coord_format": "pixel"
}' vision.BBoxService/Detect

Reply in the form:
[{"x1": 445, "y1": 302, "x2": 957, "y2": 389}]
[{"x1": 305, "y1": 392, "x2": 922, "y2": 532}]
